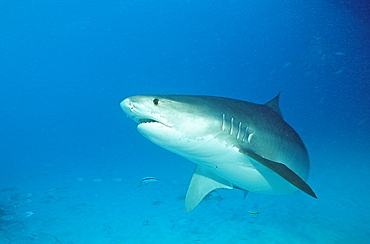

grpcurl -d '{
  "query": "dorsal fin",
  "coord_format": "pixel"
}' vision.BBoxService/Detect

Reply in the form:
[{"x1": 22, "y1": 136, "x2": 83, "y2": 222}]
[{"x1": 264, "y1": 93, "x2": 282, "y2": 117}]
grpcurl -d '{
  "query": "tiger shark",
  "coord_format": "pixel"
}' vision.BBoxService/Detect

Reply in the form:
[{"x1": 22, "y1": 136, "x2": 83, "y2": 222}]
[{"x1": 120, "y1": 94, "x2": 316, "y2": 213}]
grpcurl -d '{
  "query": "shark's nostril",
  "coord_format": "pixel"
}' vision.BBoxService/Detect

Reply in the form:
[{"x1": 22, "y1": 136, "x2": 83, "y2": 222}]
[{"x1": 126, "y1": 100, "x2": 134, "y2": 111}]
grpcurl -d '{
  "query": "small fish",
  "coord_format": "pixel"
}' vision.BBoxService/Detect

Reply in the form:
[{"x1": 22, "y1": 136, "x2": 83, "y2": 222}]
[
  {"x1": 24, "y1": 211, "x2": 34, "y2": 218},
  {"x1": 139, "y1": 177, "x2": 159, "y2": 186},
  {"x1": 335, "y1": 69, "x2": 343, "y2": 75},
  {"x1": 152, "y1": 200, "x2": 164, "y2": 205}
]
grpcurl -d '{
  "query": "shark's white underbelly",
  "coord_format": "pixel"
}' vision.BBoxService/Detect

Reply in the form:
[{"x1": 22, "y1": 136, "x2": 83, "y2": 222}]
[
  {"x1": 181, "y1": 138, "x2": 297, "y2": 195},
  {"x1": 140, "y1": 125, "x2": 297, "y2": 195}
]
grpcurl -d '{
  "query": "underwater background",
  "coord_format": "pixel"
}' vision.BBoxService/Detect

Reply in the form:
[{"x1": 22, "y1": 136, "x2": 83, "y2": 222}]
[{"x1": 1, "y1": 0, "x2": 369, "y2": 243}]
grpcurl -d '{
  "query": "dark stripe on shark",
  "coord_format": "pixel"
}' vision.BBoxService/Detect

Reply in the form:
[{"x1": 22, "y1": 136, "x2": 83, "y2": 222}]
[{"x1": 240, "y1": 149, "x2": 317, "y2": 198}]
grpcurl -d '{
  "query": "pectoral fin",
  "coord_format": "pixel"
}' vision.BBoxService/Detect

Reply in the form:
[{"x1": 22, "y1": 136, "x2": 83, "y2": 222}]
[
  {"x1": 240, "y1": 149, "x2": 317, "y2": 198},
  {"x1": 185, "y1": 165, "x2": 233, "y2": 213}
]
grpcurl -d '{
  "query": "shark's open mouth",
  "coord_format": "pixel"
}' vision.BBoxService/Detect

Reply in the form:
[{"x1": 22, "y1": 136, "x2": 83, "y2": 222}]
[
  {"x1": 139, "y1": 118, "x2": 159, "y2": 124},
  {"x1": 120, "y1": 98, "x2": 173, "y2": 127},
  {"x1": 137, "y1": 117, "x2": 173, "y2": 128}
]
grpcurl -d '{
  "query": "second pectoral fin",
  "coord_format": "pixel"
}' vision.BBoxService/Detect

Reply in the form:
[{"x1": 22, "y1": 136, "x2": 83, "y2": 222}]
[{"x1": 240, "y1": 149, "x2": 317, "y2": 198}]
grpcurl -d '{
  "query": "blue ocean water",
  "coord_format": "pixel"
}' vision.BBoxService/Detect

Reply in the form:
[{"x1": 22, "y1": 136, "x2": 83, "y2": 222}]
[{"x1": 1, "y1": 0, "x2": 369, "y2": 243}]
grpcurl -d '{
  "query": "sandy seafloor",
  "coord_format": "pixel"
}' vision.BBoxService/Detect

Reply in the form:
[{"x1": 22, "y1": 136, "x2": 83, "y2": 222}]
[{"x1": 1, "y1": 147, "x2": 369, "y2": 244}]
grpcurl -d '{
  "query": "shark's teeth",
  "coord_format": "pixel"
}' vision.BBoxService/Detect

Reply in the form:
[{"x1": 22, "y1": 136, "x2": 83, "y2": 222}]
[{"x1": 139, "y1": 119, "x2": 158, "y2": 124}]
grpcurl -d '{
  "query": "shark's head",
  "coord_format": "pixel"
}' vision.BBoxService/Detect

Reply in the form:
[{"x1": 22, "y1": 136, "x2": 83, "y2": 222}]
[
  {"x1": 121, "y1": 95, "x2": 173, "y2": 129},
  {"x1": 120, "y1": 95, "x2": 222, "y2": 155}
]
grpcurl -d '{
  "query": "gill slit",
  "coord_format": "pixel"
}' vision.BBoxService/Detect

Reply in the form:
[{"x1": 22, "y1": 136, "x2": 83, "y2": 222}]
[
  {"x1": 221, "y1": 114, "x2": 225, "y2": 131},
  {"x1": 236, "y1": 122, "x2": 242, "y2": 139},
  {"x1": 247, "y1": 133, "x2": 253, "y2": 143},
  {"x1": 229, "y1": 118, "x2": 234, "y2": 135},
  {"x1": 242, "y1": 127, "x2": 249, "y2": 142}
]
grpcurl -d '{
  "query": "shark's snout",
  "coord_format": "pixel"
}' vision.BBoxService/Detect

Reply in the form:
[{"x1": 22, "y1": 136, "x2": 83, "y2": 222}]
[
  {"x1": 120, "y1": 97, "x2": 172, "y2": 127},
  {"x1": 120, "y1": 98, "x2": 133, "y2": 112},
  {"x1": 120, "y1": 98, "x2": 139, "y2": 124}
]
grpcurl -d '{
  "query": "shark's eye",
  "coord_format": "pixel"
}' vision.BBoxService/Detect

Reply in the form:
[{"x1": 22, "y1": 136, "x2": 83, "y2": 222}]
[{"x1": 153, "y1": 98, "x2": 159, "y2": 105}]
